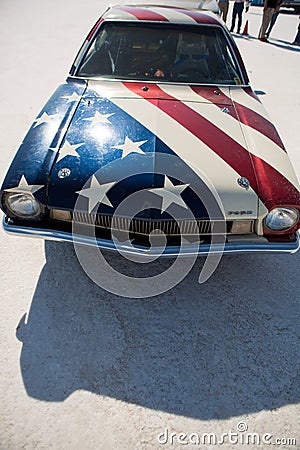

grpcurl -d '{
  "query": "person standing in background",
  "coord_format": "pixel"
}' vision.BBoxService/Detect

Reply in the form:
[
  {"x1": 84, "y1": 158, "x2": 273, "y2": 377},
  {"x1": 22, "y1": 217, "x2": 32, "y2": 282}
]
[
  {"x1": 218, "y1": 0, "x2": 230, "y2": 23},
  {"x1": 265, "y1": 0, "x2": 283, "y2": 38},
  {"x1": 230, "y1": 0, "x2": 249, "y2": 34},
  {"x1": 258, "y1": 0, "x2": 277, "y2": 42}
]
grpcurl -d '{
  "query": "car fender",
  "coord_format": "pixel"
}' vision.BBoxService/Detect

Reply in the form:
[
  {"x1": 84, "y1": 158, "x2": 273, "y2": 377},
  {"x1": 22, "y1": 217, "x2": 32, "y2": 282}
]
[{"x1": 1, "y1": 79, "x2": 87, "y2": 206}]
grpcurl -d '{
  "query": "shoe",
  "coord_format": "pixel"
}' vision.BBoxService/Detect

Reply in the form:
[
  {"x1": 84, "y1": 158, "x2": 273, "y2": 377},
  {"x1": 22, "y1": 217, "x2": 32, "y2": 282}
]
[
  {"x1": 292, "y1": 41, "x2": 300, "y2": 46},
  {"x1": 259, "y1": 37, "x2": 269, "y2": 42}
]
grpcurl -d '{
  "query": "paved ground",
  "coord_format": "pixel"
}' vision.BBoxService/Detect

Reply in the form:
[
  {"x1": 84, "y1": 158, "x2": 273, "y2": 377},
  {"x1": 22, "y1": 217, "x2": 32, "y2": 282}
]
[{"x1": 0, "y1": 1, "x2": 299, "y2": 449}]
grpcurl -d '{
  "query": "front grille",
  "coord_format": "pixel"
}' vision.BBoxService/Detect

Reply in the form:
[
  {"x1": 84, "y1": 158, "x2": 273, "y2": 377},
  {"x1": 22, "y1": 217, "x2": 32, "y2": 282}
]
[{"x1": 72, "y1": 212, "x2": 231, "y2": 236}]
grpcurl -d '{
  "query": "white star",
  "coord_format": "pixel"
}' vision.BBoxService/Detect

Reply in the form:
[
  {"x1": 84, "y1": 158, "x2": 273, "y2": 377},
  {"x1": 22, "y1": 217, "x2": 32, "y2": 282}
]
[
  {"x1": 61, "y1": 92, "x2": 81, "y2": 103},
  {"x1": 55, "y1": 141, "x2": 83, "y2": 163},
  {"x1": 33, "y1": 112, "x2": 58, "y2": 128},
  {"x1": 5, "y1": 175, "x2": 44, "y2": 194},
  {"x1": 149, "y1": 176, "x2": 189, "y2": 212},
  {"x1": 83, "y1": 111, "x2": 114, "y2": 126},
  {"x1": 76, "y1": 176, "x2": 115, "y2": 213},
  {"x1": 112, "y1": 137, "x2": 147, "y2": 159}
]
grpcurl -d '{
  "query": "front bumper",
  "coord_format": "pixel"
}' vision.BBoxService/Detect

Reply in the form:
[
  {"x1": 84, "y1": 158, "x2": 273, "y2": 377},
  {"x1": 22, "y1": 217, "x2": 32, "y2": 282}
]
[{"x1": 3, "y1": 216, "x2": 300, "y2": 257}]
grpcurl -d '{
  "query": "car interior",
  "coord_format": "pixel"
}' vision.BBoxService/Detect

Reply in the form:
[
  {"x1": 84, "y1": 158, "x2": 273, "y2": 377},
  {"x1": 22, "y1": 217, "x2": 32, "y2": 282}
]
[{"x1": 77, "y1": 23, "x2": 241, "y2": 84}]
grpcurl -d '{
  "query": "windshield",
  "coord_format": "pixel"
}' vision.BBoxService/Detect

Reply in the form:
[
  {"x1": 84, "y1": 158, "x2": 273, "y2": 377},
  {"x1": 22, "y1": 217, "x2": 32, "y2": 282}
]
[{"x1": 77, "y1": 22, "x2": 243, "y2": 85}]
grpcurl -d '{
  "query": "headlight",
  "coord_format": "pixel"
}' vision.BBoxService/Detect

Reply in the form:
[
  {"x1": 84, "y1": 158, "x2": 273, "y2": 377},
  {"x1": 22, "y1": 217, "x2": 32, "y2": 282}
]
[
  {"x1": 265, "y1": 207, "x2": 299, "y2": 231},
  {"x1": 4, "y1": 192, "x2": 41, "y2": 219}
]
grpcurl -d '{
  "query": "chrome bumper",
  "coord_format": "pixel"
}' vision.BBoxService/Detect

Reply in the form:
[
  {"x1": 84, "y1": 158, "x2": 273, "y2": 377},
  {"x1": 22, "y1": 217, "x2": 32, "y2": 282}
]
[{"x1": 2, "y1": 216, "x2": 300, "y2": 257}]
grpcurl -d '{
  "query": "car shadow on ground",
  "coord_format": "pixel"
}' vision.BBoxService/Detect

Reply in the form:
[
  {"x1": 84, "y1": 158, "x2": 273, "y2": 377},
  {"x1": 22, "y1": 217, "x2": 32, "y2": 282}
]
[
  {"x1": 16, "y1": 240, "x2": 300, "y2": 420},
  {"x1": 267, "y1": 40, "x2": 300, "y2": 52},
  {"x1": 233, "y1": 33, "x2": 300, "y2": 52}
]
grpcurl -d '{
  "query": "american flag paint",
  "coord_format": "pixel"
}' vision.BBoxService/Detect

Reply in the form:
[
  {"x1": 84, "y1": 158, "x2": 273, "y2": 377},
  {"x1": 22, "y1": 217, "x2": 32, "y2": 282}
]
[{"x1": 1, "y1": 4, "x2": 299, "y2": 254}]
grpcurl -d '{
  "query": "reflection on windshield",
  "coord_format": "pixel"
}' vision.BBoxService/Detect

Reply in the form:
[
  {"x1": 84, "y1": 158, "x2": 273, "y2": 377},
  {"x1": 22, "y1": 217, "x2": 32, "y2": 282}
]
[{"x1": 77, "y1": 23, "x2": 242, "y2": 84}]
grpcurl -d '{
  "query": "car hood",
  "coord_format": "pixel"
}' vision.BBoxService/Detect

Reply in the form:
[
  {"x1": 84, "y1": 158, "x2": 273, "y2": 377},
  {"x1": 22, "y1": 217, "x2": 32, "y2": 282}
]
[{"x1": 48, "y1": 81, "x2": 267, "y2": 220}]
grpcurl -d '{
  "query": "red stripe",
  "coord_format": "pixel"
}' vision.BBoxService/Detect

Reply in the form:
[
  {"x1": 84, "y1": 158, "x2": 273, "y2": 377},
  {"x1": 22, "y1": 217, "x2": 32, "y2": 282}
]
[
  {"x1": 190, "y1": 86, "x2": 232, "y2": 105},
  {"x1": 174, "y1": 9, "x2": 220, "y2": 24},
  {"x1": 87, "y1": 18, "x2": 104, "y2": 41},
  {"x1": 234, "y1": 101, "x2": 286, "y2": 151},
  {"x1": 116, "y1": 6, "x2": 169, "y2": 21},
  {"x1": 190, "y1": 86, "x2": 239, "y2": 120},
  {"x1": 124, "y1": 82, "x2": 258, "y2": 191},
  {"x1": 251, "y1": 155, "x2": 300, "y2": 209},
  {"x1": 191, "y1": 86, "x2": 286, "y2": 151},
  {"x1": 123, "y1": 82, "x2": 300, "y2": 209},
  {"x1": 243, "y1": 87, "x2": 260, "y2": 102}
]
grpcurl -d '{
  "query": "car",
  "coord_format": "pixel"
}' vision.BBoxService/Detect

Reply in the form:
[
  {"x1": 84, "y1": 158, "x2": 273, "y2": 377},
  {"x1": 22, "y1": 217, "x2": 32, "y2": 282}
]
[
  {"x1": 282, "y1": 0, "x2": 300, "y2": 13},
  {"x1": 251, "y1": 0, "x2": 300, "y2": 13},
  {"x1": 1, "y1": 3, "x2": 300, "y2": 258}
]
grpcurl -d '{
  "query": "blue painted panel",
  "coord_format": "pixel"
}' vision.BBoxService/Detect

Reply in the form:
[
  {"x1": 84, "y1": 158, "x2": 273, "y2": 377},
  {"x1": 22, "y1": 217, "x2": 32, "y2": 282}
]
[
  {"x1": 1, "y1": 79, "x2": 87, "y2": 205},
  {"x1": 48, "y1": 85, "x2": 209, "y2": 219}
]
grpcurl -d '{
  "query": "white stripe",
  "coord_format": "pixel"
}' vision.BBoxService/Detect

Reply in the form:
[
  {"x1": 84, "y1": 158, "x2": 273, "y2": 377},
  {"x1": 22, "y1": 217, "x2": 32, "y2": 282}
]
[
  {"x1": 173, "y1": 97, "x2": 300, "y2": 189},
  {"x1": 105, "y1": 9, "x2": 139, "y2": 20},
  {"x1": 147, "y1": 7, "x2": 197, "y2": 22},
  {"x1": 89, "y1": 80, "x2": 139, "y2": 98},
  {"x1": 159, "y1": 84, "x2": 231, "y2": 103},
  {"x1": 103, "y1": 84, "x2": 258, "y2": 216},
  {"x1": 240, "y1": 124, "x2": 300, "y2": 189},
  {"x1": 174, "y1": 87, "x2": 300, "y2": 189},
  {"x1": 187, "y1": 85, "x2": 232, "y2": 103},
  {"x1": 227, "y1": 86, "x2": 272, "y2": 120},
  {"x1": 158, "y1": 84, "x2": 211, "y2": 103}
]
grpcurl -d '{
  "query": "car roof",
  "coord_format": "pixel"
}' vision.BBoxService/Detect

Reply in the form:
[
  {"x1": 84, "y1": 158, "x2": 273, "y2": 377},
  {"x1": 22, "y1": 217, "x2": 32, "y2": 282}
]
[{"x1": 102, "y1": 3, "x2": 222, "y2": 26}]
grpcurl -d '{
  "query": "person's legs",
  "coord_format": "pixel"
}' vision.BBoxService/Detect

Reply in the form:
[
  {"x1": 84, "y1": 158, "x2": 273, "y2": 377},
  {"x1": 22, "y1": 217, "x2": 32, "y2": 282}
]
[
  {"x1": 258, "y1": 7, "x2": 274, "y2": 39},
  {"x1": 292, "y1": 21, "x2": 300, "y2": 44},
  {"x1": 237, "y1": 3, "x2": 244, "y2": 33},
  {"x1": 219, "y1": 2, "x2": 229, "y2": 22},
  {"x1": 230, "y1": 3, "x2": 238, "y2": 31},
  {"x1": 219, "y1": 2, "x2": 225, "y2": 20},
  {"x1": 266, "y1": 11, "x2": 279, "y2": 37},
  {"x1": 219, "y1": 3, "x2": 225, "y2": 20},
  {"x1": 223, "y1": 2, "x2": 229, "y2": 22}
]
